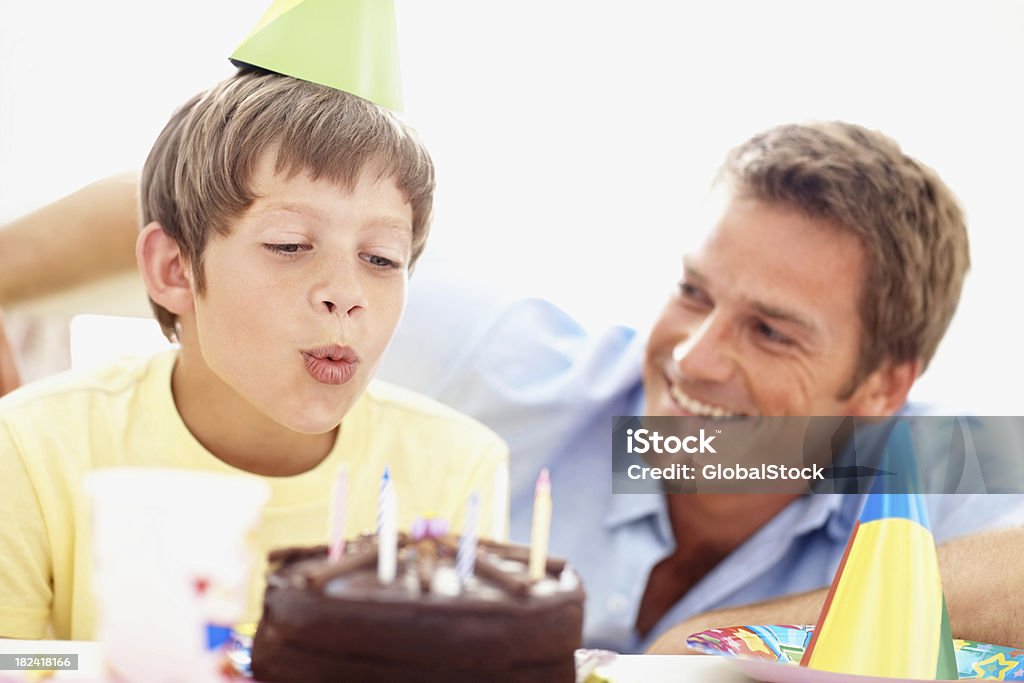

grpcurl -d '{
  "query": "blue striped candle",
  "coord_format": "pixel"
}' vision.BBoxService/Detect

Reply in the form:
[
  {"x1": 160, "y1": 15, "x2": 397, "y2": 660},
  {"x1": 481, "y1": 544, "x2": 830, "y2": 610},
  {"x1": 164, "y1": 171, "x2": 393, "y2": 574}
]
[
  {"x1": 457, "y1": 492, "x2": 480, "y2": 585},
  {"x1": 377, "y1": 466, "x2": 390, "y2": 536}
]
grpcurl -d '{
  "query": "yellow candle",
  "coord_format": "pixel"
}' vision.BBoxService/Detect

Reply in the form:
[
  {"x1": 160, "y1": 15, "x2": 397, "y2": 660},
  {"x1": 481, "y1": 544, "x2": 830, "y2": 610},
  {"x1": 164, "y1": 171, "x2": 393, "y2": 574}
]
[{"x1": 527, "y1": 468, "x2": 552, "y2": 581}]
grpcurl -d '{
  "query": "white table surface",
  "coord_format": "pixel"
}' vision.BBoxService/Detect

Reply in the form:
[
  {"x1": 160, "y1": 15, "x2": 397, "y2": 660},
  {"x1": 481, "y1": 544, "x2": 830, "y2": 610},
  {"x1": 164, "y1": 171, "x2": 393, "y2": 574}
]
[{"x1": 0, "y1": 640, "x2": 753, "y2": 682}]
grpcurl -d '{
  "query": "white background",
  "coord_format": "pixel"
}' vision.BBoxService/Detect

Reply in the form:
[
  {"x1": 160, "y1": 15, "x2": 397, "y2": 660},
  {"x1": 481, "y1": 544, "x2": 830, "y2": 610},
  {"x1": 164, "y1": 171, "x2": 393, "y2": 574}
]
[{"x1": 1, "y1": 1, "x2": 1022, "y2": 412}]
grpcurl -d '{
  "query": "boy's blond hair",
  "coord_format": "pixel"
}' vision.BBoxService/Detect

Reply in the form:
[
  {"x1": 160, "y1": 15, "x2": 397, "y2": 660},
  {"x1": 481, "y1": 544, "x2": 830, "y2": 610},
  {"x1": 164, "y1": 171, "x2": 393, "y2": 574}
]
[{"x1": 140, "y1": 68, "x2": 435, "y2": 341}]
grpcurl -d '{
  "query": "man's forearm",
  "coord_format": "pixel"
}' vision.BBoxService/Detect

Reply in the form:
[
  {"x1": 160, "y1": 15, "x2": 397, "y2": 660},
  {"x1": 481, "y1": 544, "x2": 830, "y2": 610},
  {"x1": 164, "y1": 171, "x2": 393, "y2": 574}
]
[
  {"x1": 0, "y1": 173, "x2": 139, "y2": 304},
  {"x1": 937, "y1": 525, "x2": 1024, "y2": 646},
  {"x1": 648, "y1": 525, "x2": 1024, "y2": 654},
  {"x1": 646, "y1": 588, "x2": 825, "y2": 654}
]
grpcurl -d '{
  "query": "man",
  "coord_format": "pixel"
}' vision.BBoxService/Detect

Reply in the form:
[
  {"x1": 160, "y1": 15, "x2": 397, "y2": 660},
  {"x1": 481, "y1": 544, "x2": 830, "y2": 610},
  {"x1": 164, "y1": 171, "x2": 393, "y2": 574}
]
[
  {"x1": 2, "y1": 121, "x2": 1022, "y2": 651},
  {"x1": 377, "y1": 121, "x2": 1024, "y2": 651}
]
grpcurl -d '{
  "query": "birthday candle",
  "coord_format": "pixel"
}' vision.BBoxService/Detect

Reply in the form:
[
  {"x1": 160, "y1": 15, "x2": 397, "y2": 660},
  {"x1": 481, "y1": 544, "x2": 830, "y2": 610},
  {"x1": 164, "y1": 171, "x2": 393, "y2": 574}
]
[
  {"x1": 491, "y1": 463, "x2": 509, "y2": 541},
  {"x1": 327, "y1": 465, "x2": 348, "y2": 562},
  {"x1": 377, "y1": 467, "x2": 398, "y2": 584},
  {"x1": 457, "y1": 492, "x2": 480, "y2": 585},
  {"x1": 527, "y1": 468, "x2": 551, "y2": 581},
  {"x1": 377, "y1": 466, "x2": 389, "y2": 535}
]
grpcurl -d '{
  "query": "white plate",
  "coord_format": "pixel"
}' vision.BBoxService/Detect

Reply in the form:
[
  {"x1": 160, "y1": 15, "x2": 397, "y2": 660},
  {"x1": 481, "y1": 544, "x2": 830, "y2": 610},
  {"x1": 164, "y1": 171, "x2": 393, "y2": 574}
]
[{"x1": 733, "y1": 658, "x2": 955, "y2": 683}]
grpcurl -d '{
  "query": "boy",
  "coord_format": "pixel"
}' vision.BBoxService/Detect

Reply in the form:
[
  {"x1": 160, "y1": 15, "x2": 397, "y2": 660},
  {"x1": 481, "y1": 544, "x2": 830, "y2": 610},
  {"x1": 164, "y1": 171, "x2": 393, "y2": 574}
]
[{"x1": 0, "y1": 68, "x2": 508, "y2": 640}]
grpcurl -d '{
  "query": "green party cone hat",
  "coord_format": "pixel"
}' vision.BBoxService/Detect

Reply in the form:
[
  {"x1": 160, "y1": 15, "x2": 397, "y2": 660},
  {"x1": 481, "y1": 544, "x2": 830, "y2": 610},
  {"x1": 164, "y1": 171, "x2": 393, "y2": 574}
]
[{"x1": 230, "y1": 0, "x2": 403, "y2": 111}]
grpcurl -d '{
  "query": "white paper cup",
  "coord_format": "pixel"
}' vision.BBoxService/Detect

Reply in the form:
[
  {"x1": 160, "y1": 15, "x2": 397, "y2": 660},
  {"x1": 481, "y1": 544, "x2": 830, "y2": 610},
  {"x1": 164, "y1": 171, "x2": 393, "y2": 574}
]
[{"x1": 85, "y1": 468, "x2": 269, "y2": 683}]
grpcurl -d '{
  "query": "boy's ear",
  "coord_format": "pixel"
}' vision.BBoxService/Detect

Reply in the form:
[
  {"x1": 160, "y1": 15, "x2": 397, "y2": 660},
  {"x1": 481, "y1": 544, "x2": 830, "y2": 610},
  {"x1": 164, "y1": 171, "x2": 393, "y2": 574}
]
[
  {"x1": 136, "y1": 222, "x2": 195, "y2": 315},
  {"x1": 844, "y1": 358, "x2": 922, "y2": 417}
]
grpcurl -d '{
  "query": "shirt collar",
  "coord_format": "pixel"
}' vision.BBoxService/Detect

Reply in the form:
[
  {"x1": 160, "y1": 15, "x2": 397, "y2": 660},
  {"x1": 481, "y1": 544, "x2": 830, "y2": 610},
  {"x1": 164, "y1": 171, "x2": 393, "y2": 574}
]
[
  {"x1": 604, "y1": 490, "x2": 663, "y2": 529},
  {"x1": 603, "y1": 489, "x2": 854, "y2": 540}
]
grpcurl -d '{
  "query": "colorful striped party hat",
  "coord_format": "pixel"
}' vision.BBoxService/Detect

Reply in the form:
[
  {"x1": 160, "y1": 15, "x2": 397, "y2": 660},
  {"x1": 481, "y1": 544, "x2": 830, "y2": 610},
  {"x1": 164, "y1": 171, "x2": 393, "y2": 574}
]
[{"x1": 801, "y1": 420, "x2": 957, "y2": 679}]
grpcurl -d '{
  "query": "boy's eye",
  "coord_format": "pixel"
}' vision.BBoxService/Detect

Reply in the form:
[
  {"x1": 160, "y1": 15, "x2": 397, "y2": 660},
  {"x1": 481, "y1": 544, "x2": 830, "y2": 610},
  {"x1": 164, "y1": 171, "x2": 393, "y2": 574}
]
[
  {"x1": 264, "y1": 243, "x2": 309, "y2": 255},
  {"x1": 363, "y1": 254, "x2": 401, "y2": 269}
]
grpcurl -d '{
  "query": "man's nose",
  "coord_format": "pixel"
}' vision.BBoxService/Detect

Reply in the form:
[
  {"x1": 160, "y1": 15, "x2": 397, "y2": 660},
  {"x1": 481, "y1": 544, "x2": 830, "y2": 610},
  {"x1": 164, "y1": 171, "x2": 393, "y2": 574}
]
[{"x1": 671, "y1": 314, "x2": 735, "y2": 383}]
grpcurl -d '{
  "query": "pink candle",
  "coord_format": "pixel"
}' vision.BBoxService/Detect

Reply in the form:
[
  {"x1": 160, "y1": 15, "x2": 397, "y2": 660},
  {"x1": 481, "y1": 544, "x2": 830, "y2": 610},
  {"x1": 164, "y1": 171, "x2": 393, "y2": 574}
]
[{"x1": 327, "y1": 465, "x2": 348, "y2": 562}]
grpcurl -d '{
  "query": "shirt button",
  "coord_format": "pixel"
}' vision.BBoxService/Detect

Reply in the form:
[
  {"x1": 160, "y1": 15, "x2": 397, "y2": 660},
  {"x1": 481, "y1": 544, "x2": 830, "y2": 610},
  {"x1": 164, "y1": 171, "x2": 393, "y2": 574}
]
[{"x1": 606, "y1": 594, "x2": 630, "y2": 615}]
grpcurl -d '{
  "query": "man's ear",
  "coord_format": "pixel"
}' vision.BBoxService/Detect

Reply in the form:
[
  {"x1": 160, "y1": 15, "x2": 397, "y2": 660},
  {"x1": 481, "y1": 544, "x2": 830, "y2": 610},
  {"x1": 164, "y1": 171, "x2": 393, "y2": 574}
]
[
  {"x1": 136, "y1": 222, "x2": 194, "y2": 315},
  {"x1": 845, "y1": 358, "x2": 922, "y2": 416}
]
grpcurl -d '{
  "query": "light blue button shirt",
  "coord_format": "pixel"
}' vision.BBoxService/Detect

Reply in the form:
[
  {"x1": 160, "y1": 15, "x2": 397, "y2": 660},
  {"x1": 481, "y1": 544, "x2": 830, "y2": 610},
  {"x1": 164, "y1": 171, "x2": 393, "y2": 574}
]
[{"x1": 378, "y1": 259, "x2": 1024, "y2": 653}]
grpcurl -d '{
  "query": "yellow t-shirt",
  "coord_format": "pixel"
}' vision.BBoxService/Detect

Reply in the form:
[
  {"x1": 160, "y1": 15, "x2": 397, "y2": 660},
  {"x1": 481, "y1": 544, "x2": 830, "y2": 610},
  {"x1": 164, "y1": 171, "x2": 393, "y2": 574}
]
[{"x1": 0, "y1": 350, "x2": 508, "y2": 640}]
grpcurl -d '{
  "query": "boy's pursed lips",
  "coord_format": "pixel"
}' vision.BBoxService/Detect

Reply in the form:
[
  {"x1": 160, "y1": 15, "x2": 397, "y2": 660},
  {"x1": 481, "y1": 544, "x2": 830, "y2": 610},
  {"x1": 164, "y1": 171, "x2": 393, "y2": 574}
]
[{"x1": 301, "y1": 344, "x2": 359, "y2": 385}]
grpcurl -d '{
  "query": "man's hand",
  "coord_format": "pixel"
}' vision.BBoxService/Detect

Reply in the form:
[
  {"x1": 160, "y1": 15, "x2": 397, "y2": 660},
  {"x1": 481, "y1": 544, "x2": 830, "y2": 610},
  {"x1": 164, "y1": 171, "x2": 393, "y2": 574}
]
[
  {"x1": 648, "y1": 525, "x2": 1024, "y2": 654},
  {"x1": 0, "y1": 308, "x2": 21, "y2": 397}
]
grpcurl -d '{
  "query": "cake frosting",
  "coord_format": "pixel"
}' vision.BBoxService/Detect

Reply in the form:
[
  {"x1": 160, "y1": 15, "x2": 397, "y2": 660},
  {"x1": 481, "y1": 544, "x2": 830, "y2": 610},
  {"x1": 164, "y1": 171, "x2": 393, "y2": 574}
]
[{"x1": 251, "y1": 534, "x2": 584, "y2": 682}]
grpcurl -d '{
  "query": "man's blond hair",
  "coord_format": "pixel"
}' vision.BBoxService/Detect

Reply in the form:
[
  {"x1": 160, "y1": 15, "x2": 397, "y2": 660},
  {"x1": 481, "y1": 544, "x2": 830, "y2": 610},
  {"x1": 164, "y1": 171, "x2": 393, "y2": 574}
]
[{"x1": 719, "y1": 122, "x2": 969, "y2": 394}]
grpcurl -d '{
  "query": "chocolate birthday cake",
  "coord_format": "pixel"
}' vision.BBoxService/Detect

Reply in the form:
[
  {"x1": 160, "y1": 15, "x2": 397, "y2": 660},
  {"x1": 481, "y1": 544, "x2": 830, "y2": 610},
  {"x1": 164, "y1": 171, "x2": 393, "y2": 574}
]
[{"x1": 250, "y1": 534, "x2": 584, "y2": 683}]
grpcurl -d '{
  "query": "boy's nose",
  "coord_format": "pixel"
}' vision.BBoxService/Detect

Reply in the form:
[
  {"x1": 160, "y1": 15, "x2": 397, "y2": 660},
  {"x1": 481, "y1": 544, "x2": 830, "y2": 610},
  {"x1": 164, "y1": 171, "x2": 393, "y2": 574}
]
[
  {"x1": 321, "y1": 297, "x2": 364, "y2": 317},
  {"x1": 313, "y1": 266, "x2": 368, "y2": 317}
]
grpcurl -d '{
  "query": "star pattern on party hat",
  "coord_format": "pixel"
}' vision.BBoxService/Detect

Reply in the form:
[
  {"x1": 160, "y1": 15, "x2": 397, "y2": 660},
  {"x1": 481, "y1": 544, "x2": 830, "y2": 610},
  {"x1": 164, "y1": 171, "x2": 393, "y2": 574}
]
[
  {"x1": 231, "y1": 0, "x2": 403, "y2": 111},
  {"x1": 973, "y1": 652, "x2": 1018, "y2": 679}
]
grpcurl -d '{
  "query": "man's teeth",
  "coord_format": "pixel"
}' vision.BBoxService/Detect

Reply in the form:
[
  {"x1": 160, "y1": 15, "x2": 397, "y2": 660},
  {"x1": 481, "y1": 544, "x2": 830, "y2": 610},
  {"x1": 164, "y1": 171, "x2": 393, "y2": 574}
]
[{"x1": 669, "y1": 385, "x2": 737, "y2": 417}]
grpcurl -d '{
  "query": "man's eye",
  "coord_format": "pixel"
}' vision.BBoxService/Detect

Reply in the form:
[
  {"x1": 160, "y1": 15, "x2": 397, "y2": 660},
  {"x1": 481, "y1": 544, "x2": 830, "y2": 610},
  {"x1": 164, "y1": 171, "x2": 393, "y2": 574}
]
[
  {"x1": 678, "y1": 281, "x2": 709, "y2": 305},
  {"x1": 754, "y1": 320, "x2": 793, "y2": 345}
]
